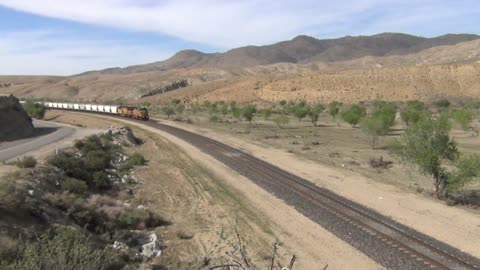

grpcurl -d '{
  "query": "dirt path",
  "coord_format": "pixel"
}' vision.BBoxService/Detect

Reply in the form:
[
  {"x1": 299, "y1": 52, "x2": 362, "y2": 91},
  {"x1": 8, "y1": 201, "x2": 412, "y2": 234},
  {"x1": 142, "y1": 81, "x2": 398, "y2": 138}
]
[
  {"x1": 154, "y1": 118, "x2": 480, "y2": 259},
  {"x1": 47, "y1": 111, "x2": 380, "y2": 269}
]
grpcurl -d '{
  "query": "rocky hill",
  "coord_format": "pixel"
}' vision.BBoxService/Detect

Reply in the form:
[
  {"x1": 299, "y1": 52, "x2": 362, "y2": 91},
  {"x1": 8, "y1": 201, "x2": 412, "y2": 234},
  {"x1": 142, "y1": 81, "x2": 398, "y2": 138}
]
[
  {"x1": 0, "y1": 95, "x2": 34, "y2": 142},
  {"x1": 1, "y1": 33, "x2": 480, "y2": 105},
  {"x1": 85, "y1": 33, "x2": 480, "y2": 74}
]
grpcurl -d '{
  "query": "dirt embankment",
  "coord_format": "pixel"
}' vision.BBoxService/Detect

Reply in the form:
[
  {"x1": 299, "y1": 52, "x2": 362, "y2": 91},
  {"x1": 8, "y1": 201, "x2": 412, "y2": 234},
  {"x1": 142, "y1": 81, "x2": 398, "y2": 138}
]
[{"x1": 0, "y1": 95, "x2": 34, "y2": 142}]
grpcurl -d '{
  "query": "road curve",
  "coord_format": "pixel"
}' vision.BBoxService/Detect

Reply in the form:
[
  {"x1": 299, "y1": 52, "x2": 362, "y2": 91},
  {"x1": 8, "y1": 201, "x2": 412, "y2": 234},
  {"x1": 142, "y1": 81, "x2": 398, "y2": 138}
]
[{"x1": 0, "y1": 120, "x2": 75, "y2": 161}]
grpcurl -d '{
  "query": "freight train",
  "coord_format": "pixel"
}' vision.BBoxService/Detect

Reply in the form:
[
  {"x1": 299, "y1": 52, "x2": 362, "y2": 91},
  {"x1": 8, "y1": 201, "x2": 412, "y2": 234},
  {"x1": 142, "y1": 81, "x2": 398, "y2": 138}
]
[{"x1": 42, "y1": 102, "x2": 149, "y2": 120}]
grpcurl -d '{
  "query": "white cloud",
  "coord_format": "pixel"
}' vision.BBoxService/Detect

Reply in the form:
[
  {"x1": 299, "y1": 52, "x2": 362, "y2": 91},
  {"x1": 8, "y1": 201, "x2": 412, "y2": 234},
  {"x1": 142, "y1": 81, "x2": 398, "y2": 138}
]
[
  {"x1": 2, "y1": 0, "x2": 477, "y2": 48},
  {"x1": 0, "y1": 30, "x2": 173, "y2": 75},
  {"x1": 0, "y1": 0, "x2": 478, "y2": 75}
]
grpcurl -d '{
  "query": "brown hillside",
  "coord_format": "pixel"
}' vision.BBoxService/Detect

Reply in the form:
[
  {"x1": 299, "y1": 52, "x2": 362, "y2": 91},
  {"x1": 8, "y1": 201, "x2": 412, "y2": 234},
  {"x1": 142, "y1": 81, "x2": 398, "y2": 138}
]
[
  {"x1": 1, "y1": 36, "x2": 480, "y2": 105},
  {"x1": 146, "y1": 64, "x2": 480, "y2": 104},
  {"x1": 84, "y1": 33, "x2": 480, "y2": 74}
]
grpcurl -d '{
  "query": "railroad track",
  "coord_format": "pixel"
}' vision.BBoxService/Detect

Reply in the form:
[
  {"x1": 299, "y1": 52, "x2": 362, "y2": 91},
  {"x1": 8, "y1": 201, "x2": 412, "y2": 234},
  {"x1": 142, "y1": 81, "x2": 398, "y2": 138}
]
[{"x1": 65, "y1": 111, "x2": 480, "y2": 269}]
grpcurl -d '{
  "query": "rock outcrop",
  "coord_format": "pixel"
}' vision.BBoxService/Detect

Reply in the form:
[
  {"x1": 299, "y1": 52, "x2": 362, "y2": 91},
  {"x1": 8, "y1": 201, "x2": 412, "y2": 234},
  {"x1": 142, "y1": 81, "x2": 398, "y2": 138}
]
[{"x1": 0, "y1": 95, "x2": 34, "y2": 142}]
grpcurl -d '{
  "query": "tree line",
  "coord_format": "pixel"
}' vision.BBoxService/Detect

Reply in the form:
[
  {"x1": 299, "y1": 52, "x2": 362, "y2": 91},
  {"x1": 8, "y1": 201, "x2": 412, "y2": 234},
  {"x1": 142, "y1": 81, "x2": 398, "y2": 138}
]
[{"x1": 158, "y1": 98, "x2": 480, "y2": 200}]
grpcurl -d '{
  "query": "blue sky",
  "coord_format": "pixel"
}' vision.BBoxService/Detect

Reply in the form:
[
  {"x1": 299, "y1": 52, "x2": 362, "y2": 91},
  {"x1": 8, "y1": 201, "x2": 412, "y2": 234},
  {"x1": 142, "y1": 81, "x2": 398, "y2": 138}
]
[{"x1": 0, "y1": 0, "x2": 479, "y2": 75}]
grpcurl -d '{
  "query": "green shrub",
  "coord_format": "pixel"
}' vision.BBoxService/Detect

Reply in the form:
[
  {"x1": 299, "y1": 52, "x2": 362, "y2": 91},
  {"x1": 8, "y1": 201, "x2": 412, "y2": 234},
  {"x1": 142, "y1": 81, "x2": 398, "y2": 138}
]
[
  {"x1": 92, "y1": 171, "x2": 111, "y2": 189},
  {"x1": 22, "y1": 99, "x2": 47, "y2": 119},
  {"x1": 328, "y1": 101, "x2": 342, "y2": 119},
  {"x1": 435, "y1": 98, "x2": 451, "y2": 109},
  {"x1": 127, "y1": 153, "x2": 146, "y2": 167},
  {"x1": 260, "y1": 108, "x2": 272, "y2": 120},
  {"x1": 85, "y1": 150, "x2": 110, "y2": 171},
  {"x1": 0, "y1": 226, "x2": 119, "y2": 270},
  {"x1": 0, "y1": 175, "x2": 26, "y2": 210},
  {"x1": 117, "y1": 209, "x2": 170, "y2": 229},
  {"x1": 360, "y1": 115, "x2": 391, "y2": 149},
  {"x1": 62, "y1": 178, "x2": 88, "y2": 195},
  {"x1": 242, "y1": 104, "x2": 257, "y2": 124},
  {"x1": 162, "y1": 106, "x2": 175, "y2": 118},
  {"x1": 451, "y1": 109, "x2": 473, "y2": 131},
  {"x1": 15, "y1": 156, "x2": 37, "y2": 168},
  {"x1": 293, "y1": 106, "x2": 309, "y2": 121},
  {"x1": 78, "y1": 135, "x2": 103, "y2": 154},
  {"x1": 48, "y1": 152, "x2": 91, "y2": 182},
  {"x1": 341, "y1": 104, "x2": 366, "y2": 127}
]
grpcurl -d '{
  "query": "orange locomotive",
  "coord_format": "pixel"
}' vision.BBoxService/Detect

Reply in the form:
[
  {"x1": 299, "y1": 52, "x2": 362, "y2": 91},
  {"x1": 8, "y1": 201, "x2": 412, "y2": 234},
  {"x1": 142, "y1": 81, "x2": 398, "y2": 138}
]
[{"x1": 117, "y1": 106, "x2": 149, "y2": 120}]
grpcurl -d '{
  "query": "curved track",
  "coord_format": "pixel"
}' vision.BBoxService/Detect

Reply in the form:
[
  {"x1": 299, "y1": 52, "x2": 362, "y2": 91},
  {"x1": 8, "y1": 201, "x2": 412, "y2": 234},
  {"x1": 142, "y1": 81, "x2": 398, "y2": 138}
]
[
  {"x1": 57, "y1": 111, "x2": 480, "y2": 269},
  {"x1": 133, "y1": 118, "x2": 479, "y2": 270}
]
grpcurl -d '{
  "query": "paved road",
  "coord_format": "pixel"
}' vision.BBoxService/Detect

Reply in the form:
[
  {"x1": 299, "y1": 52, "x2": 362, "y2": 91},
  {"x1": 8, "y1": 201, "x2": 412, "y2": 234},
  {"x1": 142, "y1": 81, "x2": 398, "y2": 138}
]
[{"x1": 0, "y1": 120, "x2": 75, "y2": 161}]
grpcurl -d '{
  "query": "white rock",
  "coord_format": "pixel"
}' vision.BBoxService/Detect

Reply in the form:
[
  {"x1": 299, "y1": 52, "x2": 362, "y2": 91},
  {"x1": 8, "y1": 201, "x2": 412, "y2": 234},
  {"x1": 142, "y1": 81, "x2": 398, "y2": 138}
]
[
  {"x1": 113, "y1": 241, "x2": 128, "y2": 251},
  {"x1": 28, "y1": 190, "x2": 34, "y2": 196}
]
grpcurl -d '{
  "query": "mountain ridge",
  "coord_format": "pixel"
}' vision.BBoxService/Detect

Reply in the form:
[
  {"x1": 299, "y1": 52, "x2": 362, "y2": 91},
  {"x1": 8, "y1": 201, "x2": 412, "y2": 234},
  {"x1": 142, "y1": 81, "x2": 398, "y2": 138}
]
[{"x1": 82, "y1": 33, "x2": 480, "y2": 75}]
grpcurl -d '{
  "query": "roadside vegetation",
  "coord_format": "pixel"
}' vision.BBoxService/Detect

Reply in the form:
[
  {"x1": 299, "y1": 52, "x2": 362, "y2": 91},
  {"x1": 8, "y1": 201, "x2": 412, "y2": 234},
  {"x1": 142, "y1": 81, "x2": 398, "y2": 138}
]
[
  {"x1": 22, "y1": 99, "x2": 47, "y2": 119},
  {"x1": 0, "y1": 132, "x2": 167, "y2": 269},
  {"x1": 152, "y1": 97, "x2": 480, "y2": 206}
]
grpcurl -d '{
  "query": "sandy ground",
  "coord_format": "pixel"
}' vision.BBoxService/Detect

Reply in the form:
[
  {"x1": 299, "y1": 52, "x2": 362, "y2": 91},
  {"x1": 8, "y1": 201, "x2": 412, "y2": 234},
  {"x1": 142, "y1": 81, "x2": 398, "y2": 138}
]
[
  {"x1": 47, "y1": 111, "x2": 380, "y2": 269},
  {"x1": 153, "y1": 117, "x2": 480, "y2": 259}
]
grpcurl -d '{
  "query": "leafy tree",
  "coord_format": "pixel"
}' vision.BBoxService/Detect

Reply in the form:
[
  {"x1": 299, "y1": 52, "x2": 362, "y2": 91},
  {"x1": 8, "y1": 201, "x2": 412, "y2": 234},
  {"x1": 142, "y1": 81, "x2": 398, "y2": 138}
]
[
  {"x1": 293, "y1": 106, "x2": 309, "y2": 121},
  {"x1": 260, "y1": 108, "x2": 272, "y2": 120},
  {"x1": 279, "y1": 100, "x2": 287, "y2": 107},
  {"x1": 360, "y1": 115, "x2": 391, "y2": 149},
  {"x1": 242, "y1": 104, "x2": 257, "y2": 124},
  {"x1": 297, "y1": 100, "x2": 307, "y2": 108},
  {"x1": 390, "y1": 114, "x2": 459, "y2": 198},
  {"x1": 400, "y1": 100, "x2": 428, "y2": 126},
  {"x1": 22, "y1": 99, "x2": 47, "y2": 119},
  {"x1": 451, "y1": 109, "x2": 473, "y2": 131},
  {"x1": 400, "y1": 109, "x2": 423, "y2": 126},
  {"x1": 406, "y1": 100, "x2": 426, "y2": 111},
  {"x1": 341, "y1": 104, "x2": 366, "y2": 127},
  {"x1": 208, "y1": 103, "x2": 219, "y2": 115},
  {"x1": 328, "y1": 101, "x2": 342, "y2": 119},
  {"x1": 176, "y1": 104, "x2": 185, "y2": 115},
  {"x1": 372, "y1": 102, "x2": 397, "y2": 128},
  {"x1": 231, "y1": 106, "x2": 242, "y2": 119},
  {"x1": 435, "y1": 98, "x2": 451, "y2": 109},
  {"x1": 307, "y1": 104, "x2": 325, "y2": 126},
  {"x1": 162, "y1": 106, "x2": 175, "y2": 118},
  {"x1": 447, "y1": 154, "x2": 480, "y2": 192},
  {"x1": 220, "y1": 104, "x2": 229, "y2": 117}
]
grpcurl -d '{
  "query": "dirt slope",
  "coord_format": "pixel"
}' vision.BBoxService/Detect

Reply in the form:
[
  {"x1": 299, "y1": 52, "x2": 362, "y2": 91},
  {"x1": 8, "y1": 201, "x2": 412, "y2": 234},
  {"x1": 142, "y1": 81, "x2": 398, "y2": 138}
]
[
  {"x1": 148, "y1": 64, "x2": 480, "y2": 104},
  {"x1": 0, "y1": 95, "x2": 34, "y2": 142}
]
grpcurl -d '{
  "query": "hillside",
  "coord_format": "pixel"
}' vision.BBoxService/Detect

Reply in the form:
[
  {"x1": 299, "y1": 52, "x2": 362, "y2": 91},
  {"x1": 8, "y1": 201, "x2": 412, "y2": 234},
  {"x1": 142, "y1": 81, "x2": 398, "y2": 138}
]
[
  {"x1": 1, "y1": 34, "x2": 480, "y2": 104},
  {"x1": 85, "y1": 33, "x2": 480, "y2": 74},
  {"x1": 146, "y1": 64, "x2": 480, "y2": 104}
]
